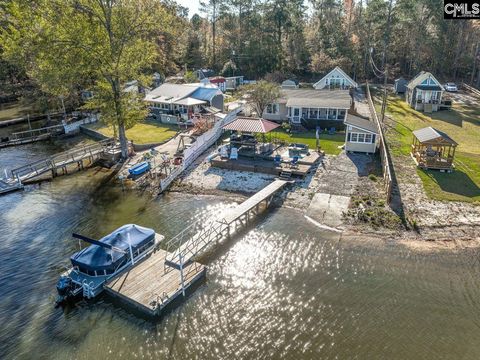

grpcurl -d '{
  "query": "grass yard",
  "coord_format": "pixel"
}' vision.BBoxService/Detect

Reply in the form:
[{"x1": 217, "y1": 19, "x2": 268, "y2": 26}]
[
  {"x1": 375, "y1": 92, "x2": 480, "y2": 203},
  {"x1": 0, "y1": 101, "x2": 33, "y2": 122},
  {"x1": 89, "y1": 120, "x2": 179, "y2": 145},
  {"x1": 272, "y1": 129, "x2": 345, "y2": 155}
]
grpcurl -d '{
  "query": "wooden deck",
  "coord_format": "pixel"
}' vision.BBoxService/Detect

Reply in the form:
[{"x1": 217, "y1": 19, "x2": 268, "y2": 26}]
[
  {"x1": 211, "y1": 157, "x2": 314, "y2": 178},
  {"x1": 104, "y1": 247, "x2": 206, "y2": 318}
]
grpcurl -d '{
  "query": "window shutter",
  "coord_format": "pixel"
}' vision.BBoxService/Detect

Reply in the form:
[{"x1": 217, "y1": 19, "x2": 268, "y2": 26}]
[
  {"x1": 372, "y1": 134, "x2": 376, "y2": 144},
  {"x1": 347, "y1": 133, "x2": 351, "y2": 141}
]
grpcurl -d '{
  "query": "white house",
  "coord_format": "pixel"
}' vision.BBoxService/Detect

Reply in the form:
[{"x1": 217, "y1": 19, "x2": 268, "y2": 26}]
[
  {"x1": 405, "y1": 71, "x2": 444, "y2": 112},
  {"x1": 313, "y1": 66, "x2": 358, "y2": 90},
  {"x1": 344, "y1": 114, "x2": 379, "y2": 154},
  {"x1": 144, "y1": 83, "x2": 224, "y2": 124},
  {"x1": 262, "y1": 89, "x2": 352, "y2": 129}
]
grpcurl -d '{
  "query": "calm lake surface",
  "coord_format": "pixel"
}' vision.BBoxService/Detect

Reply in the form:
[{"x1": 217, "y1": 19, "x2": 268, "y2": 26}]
[{"x1": 1, "y1": 140, "x2": 480, "y2": 359}]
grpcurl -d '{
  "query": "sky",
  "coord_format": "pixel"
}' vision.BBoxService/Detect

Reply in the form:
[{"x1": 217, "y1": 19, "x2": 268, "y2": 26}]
[{"x1": 177, "y1": 0, "x2": 201, "y2": 17}]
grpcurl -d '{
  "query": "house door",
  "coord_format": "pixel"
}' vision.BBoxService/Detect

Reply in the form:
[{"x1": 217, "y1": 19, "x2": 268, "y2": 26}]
[{"x1": 291, "y1": 107, "x2": 301, "y2": 123}]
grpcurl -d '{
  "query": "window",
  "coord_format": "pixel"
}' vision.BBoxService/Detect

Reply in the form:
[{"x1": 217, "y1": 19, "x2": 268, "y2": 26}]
[
  {"x1": 266, "y1": 103, "x2": 279, "y2": 114},
  {"x1": 349, "y1": 132, "x2": 374, "y2": 143}
]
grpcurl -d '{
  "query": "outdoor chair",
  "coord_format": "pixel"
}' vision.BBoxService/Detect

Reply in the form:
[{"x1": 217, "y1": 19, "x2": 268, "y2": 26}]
[
  {"x1": 230, "y1": 147, "x2": 238, "y2": 160},
  {"x1": 274, "y1": 154, "x2": 282, "y2": 166},
  {"x1": 290, "y1": 156, "x2": 299, "y2": 169},
  {"x1": 219, "y1": 146, "x2": 229, "y2": 158},
  {"x1": 329, "y1": 127, "x2": 336, "y2": 135}
]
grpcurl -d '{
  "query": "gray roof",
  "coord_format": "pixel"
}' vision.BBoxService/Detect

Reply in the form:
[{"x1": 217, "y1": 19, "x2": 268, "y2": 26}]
[
  {"x1": 412, "y1": 127, "x2": 457, "y2": 145},
  {"x1": 284, "y1": 89, "x2": 351, "y2": 108},
  {"x1": 145, "y1": 83, "x2": 197, "y2": 102},
  {"x1": 345, "y1": 114, "x2": 378, "y2": 134}
]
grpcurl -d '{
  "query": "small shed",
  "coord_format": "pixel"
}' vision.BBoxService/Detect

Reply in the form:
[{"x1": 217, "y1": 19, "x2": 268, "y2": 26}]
[
  {"x1": 344, "y1": 114, "x2": 379, "y2": 154},
  {"x1": 394, "y1": 77, "x2": 408, "y2": 94},
  {"x1": 281, "y1": 79, "x2": 299, "y2": 89},
  {"x1": 411, "y1": 127, "x2": 457, "y2": 171}
]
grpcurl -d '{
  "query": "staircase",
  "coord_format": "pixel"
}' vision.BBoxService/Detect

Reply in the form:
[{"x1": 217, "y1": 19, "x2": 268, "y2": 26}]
[{"x1": 279, "y1": 169, "x2": 292, "y2": 180}]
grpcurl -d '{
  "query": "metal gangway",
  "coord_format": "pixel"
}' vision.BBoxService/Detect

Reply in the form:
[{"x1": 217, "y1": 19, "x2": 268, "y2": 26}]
[
  {"x1": 163, "y1": 179, "x2": 289, "y2": 270},
  {"x1": 0, "y1": 124, "x2": 65, "y2": 148},
  {"x1": 1, "y1": 139, "x2": 114, "y2": 193}
]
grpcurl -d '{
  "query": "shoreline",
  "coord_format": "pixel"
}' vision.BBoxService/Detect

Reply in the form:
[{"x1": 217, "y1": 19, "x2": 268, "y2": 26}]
[{"x1": 121, "y1": 144, "x2": 479, "y2": 250}]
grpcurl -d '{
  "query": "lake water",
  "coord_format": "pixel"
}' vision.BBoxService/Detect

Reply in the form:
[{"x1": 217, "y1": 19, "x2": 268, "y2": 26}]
[{"x1": 1, "y1": 140, "x2": 480, "y2": 359}]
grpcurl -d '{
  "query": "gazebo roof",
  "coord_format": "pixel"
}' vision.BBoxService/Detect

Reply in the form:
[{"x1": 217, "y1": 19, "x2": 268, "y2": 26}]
[
  {"x1": 223, "y1": 117, "x2": 280, "y2": 133},
  {"x1": 412, "y1": 127, "x2": 458, "y2": 146}
]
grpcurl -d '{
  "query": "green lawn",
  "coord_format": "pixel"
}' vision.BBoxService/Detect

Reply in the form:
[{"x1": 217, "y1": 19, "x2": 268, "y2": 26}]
[
  {"x1": 376, "y1": 92, "x2": 480, "y2": 203},
  {"x1": 0, "y1": 102, "x2": 33, "y2": 122},
  {"x1": 89, "y1": 120, "x2": 179, "y2": 145},
  {"x1": 272, "y1": 129, "x2": 345, "y2": 155}
]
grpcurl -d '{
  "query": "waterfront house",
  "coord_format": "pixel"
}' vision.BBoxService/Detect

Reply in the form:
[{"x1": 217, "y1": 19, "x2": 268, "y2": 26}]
[
  {"x1": 411, "y1": 126, "x2": 457, "y2": 171},
  {"x1": 313, "y1": 67, "x2": 358, "y2": 90},
  {"x1": 344, "y1": 114, "x2": 379, "y2": 154},
  {"x1": 144, "y1": 83, "x2": 224, "y2": 124},
  {"x1": 405, "y1": 72, "x2": 444, "y2": 112},
  {"x1": 262, "y1": 89, "x2": 352, "y2": 129},
  {"x1": 225, "y1": 76, "x2": 244, "y2": 91}
]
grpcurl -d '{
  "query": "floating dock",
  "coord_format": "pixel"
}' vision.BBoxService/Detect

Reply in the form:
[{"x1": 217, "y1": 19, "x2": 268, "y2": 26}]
[{"x1": 104, "y1": 248, "x2": 206, "y2": 318}]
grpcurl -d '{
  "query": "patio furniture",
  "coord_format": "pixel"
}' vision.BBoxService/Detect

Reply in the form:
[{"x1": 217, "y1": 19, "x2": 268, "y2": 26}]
[
  {"x1": 329, "y1": 127, "x2": 336, "y2": 135},
  {"x1": 290, "y1": 156, "x2": 299, "y2": 169},
  {"x1": 219, "y1": 146, "x2": 229, "y2": 158},
  {"x1": 230, "y1": 147, "x2": 238, "y2": 160},
  {"x1": 274, "y1": 154, "x2": 282, "y2": 166}
]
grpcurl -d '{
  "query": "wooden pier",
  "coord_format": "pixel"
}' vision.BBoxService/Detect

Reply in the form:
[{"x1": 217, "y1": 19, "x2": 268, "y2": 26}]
[
  {"x1": 102, "y1": 180, "x2": 288, "y2": 319},
  {"x1": 0, "y1": 139, "x2": 116, "y2": 196},
  {"x1": 0, "y1": 124, "x2": 64, "y2": 148},
  {"x1": 165, "y1": 179, "x2": 289, "y2": 269}
]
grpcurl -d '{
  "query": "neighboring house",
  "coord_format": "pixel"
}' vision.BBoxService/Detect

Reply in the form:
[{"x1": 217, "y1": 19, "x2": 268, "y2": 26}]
[
  {"x1": 405, "y1": 71, "x2": 444, "y2": 112},
  {"x1": 144, "y1": 83, "x2": 224, "y2": 124},
  {"x1": 262, "y1": 89, "x2": 352, "y2": 129},
  {"x1": 281, "y1": 79, "x2": 299, "y2": 89},
  {"x1": 225, "y1": 76, "x2": 244, "y2": 91},
  {"x1": 394, "y1": 77, "x2": 408, "y2": 94},
  {"x1": 313, "y1": 66, "x2": 358, "y2": 90},
  {"x1": 209, "y1": 76, "x2": 227, "y2": 92},
  {"x1": 344, "y1": 114, "x2": 379, "y2": 154}
]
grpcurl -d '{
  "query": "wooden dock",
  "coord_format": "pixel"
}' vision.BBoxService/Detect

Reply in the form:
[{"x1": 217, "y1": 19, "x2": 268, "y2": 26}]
[
  {"x1": 102, "y1": 180, "x2": 287, "y2": 319},
  {"x1": 0, "y1": 124, "x2": 64, "y2": 148},
  {"x1": 0, "y1": 179, "x2": 23, "y2": 195},
  {"x1": 104, "y1": 248, "x2": 206, "y2": 318}
]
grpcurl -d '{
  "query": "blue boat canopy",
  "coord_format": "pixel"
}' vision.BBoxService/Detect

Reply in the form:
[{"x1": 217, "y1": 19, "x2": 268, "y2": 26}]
[{"x1": 71, "y1": 224, "x2": 155, "y2": 274}]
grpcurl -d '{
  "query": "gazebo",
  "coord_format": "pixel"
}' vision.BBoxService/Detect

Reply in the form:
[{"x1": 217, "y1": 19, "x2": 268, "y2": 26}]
[
  {"x1": 411, "y1": 127, "x2": 457, "y2": 171},
  {"x1": 222, "y1": 117, "x2": 280, "y2": 157}
]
